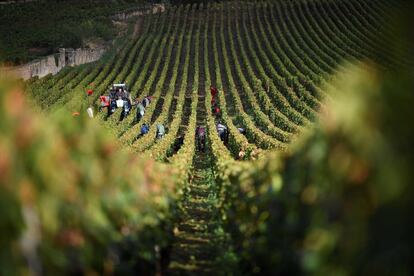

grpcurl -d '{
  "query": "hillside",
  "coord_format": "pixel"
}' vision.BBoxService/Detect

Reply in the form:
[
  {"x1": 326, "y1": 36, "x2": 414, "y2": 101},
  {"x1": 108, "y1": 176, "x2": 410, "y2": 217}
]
[
  {"x1": 28, "y1": 0, "x2": 413, "y2": 151},
  {"x1": 0, "y1": 0, "x2": 147, "y2": 64},
  {"x1": 3, "y1": 0, "x2": 414, "y2": 274}
]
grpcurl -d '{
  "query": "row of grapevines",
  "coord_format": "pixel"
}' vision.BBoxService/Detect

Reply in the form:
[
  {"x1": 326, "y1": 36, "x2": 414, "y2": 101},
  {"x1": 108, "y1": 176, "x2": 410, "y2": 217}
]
[
  {"x1": 193, "y1": 5, "x2": 234, "y2": 162},
  {"x1": 268, "y1": 3, "x2": 333, "y2": 80},
  {"x1": 216, "y1": 4, "x2": 286, "y2": 150},
  {"x1": 331, "y1": 0, "x2": 410, "y2": 67},
  {"x1": 45, "y1": 64, "x2": 96, "y2": 109},
  {"x1": 119, "y1": 6, "x2": 185, "y2": 146},
  {"x1": 202, "y1": 4, "x2": 258, "y2": 160},
  {"x1": 279, "y1": 1, "x2": 362, "y2": 89},
  {"x1": 204, "y1": 85, "x2": 243, "y2": 210},
  {"x1": 225, "y1": 4, "x2": 299, "y2": 142},
  {"x1": 237, "y1": 4, "x2": 322, "y2": 114},
  {"x1": 119, "y1": 13, "x2": 160, "y2": 95},
  {"x1": 252, "y1": 3, "x2": 324, "y2": 130},
  {"x1": 103, "y1": 9, "x2": 180, "y2": 135},
  {"x1": 301, "y1": 1, "x2": 372, "y2": 64},
  {"x1": 242, "y1": 3, "x2": 318, "y2": 127},
  {"x1": 278, "y1": 1, "x2": 359, "y2": 94},
  {"x1": 230, "y1": 4, "x2": 316, "y2": 130},
  {"x1": 128, "y1": 10, "x2": 174, "y2": 97},
  {"x1": 109, "y1": 8, "x2": 177, "y2": 138},
  {"x1": 245, "y1": 3, "x2": 325, "y2": 104},
  {"x1": 132, "y1": 6, "x2": 194, "y2": 152},
  {"x1": 325, "y1": 0, "x2": 397, "y2": 65},
  {"x1": 169, "y1": 88, "x2": 198, "y2": 198},
  {"x1": 274, "y1": 3, "x2": 338, "y2": 77},
  {"x1": 293, "y1": 1, "x2": 360, "y2": 65},
  {"x1": 102, "y1": 14, "x2": 164, "y2": 137},
  {"x1": 143, "y1": 5, "x2": 198, "y2": 160}
]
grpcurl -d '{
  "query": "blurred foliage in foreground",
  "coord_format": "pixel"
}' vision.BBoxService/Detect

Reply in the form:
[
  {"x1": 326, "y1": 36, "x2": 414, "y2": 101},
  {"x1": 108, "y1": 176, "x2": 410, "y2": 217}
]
[
  {"x1": 226, "y1": 65, "x2": 414, "y2": 275},
  {"x1": 2, "y1": 64, "x2": 414, "y2": 275},
  {"x1": 2, "y1": 55, "x2": 414, "y2": 276},
  {"x1": 0, "y1": 79, "x2": 176, "y2": 275}
]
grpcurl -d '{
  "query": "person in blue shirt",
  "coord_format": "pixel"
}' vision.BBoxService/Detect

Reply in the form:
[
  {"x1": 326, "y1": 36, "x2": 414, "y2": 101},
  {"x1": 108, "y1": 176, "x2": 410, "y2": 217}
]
[
  {"x1": 140, "y1": 123, "x2": 149, "y2": 136},
  {"x1": 217, "y1": 122, "x2": 228, "y2": 145}
]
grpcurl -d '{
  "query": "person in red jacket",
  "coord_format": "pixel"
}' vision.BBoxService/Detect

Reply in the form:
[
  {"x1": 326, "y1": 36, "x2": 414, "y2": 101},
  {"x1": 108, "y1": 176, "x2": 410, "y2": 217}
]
[
  {"x1": 99, "y1": 96, "x2": 110, "y2": 112},
  {"x1": 214, "y1": 106, "x2": 220, "y2": 117},
  {"x1": 210, "y1": 86, "x2": 218, "y2": 98}
]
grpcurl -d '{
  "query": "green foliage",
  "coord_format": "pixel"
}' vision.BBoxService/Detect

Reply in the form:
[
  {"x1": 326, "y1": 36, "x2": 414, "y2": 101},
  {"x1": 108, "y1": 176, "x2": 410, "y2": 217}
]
[
  {"x1": 15, "y1": 0, "x2": 414, "y2": 274},
  {"x1": 224, "y1": 66, "x2": 414, "y2": 274},
  {"x1": 0, "y1": 79, "x2": 177, "y2": 274}
]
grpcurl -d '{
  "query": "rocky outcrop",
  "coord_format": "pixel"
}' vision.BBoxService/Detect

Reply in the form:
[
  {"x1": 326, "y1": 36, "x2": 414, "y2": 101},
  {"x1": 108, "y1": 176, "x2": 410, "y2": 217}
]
[
  {"x1": 1, "y1": 47, "x2": 106, "y2": 80},
  {"x1": 0, "y1": 0, "x2": 38, "y2": 5},
  {"x1": 111, "y1": 4, "x2": 165, "y2": 22}
]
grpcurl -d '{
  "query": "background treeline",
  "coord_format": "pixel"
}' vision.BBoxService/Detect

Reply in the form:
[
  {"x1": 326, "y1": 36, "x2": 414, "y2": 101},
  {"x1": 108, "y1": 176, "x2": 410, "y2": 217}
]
[
  {"x1": 166, "y1": 0, "x2": 255, "y2": 4},
  {"x1": 0, "y1": 0, "x2": 147, "y2": 65}
]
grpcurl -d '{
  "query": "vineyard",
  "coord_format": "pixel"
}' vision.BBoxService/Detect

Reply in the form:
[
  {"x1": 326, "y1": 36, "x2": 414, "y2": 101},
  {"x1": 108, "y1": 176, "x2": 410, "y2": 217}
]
[{"x1": 2, "y1": 0, "x2": 414, "y2": 274}]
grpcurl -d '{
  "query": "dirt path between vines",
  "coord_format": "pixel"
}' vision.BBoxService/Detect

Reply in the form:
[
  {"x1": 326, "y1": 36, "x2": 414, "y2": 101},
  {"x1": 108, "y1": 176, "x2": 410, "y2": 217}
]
[{"x1": 166, "y1": 92, "x2": 235, "y2": 274}]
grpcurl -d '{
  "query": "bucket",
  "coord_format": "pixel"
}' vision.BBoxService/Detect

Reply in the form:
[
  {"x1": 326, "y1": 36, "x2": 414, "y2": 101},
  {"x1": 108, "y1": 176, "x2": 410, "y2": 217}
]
[
  {"x1": 116, "y1": 99, "x2": 124, "y2": 108},
  {"x1": 87, "y1": 107, "x2": 94, "y2": 118}
]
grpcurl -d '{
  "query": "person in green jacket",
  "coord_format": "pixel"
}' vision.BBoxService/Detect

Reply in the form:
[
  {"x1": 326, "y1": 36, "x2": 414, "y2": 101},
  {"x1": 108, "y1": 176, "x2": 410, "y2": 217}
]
[
  {"x1": 156, "y1": 124, "x2": 165, "y2": 139},
  {"x1": 136, "y1": 102, "x2": 145, "y2": 122}
]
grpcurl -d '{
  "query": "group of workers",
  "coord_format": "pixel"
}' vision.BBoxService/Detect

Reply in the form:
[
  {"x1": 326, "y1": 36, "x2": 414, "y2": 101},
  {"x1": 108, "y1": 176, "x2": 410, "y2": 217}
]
[
  {"x1": 195, "y1": 121, "x2": 229, "y2": 152},
  {"x1": 100, "y1": 84, "x2": 154, "y2": 123},
  {"x1": 100, "y1": 84, "x2": 165, "y2": 139},
  {"x1": 139, "y1": 123, "x2": 165, "y2": 139},
  {"x1": 195, "y1": 86, "x2": 245, "y2": 152},
  {"x1": 99, "y1": 84, "x2": 246, "y2": 152},
  {"x1": 99, "y1": 84, "x2": 132, "y2": 121}
]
